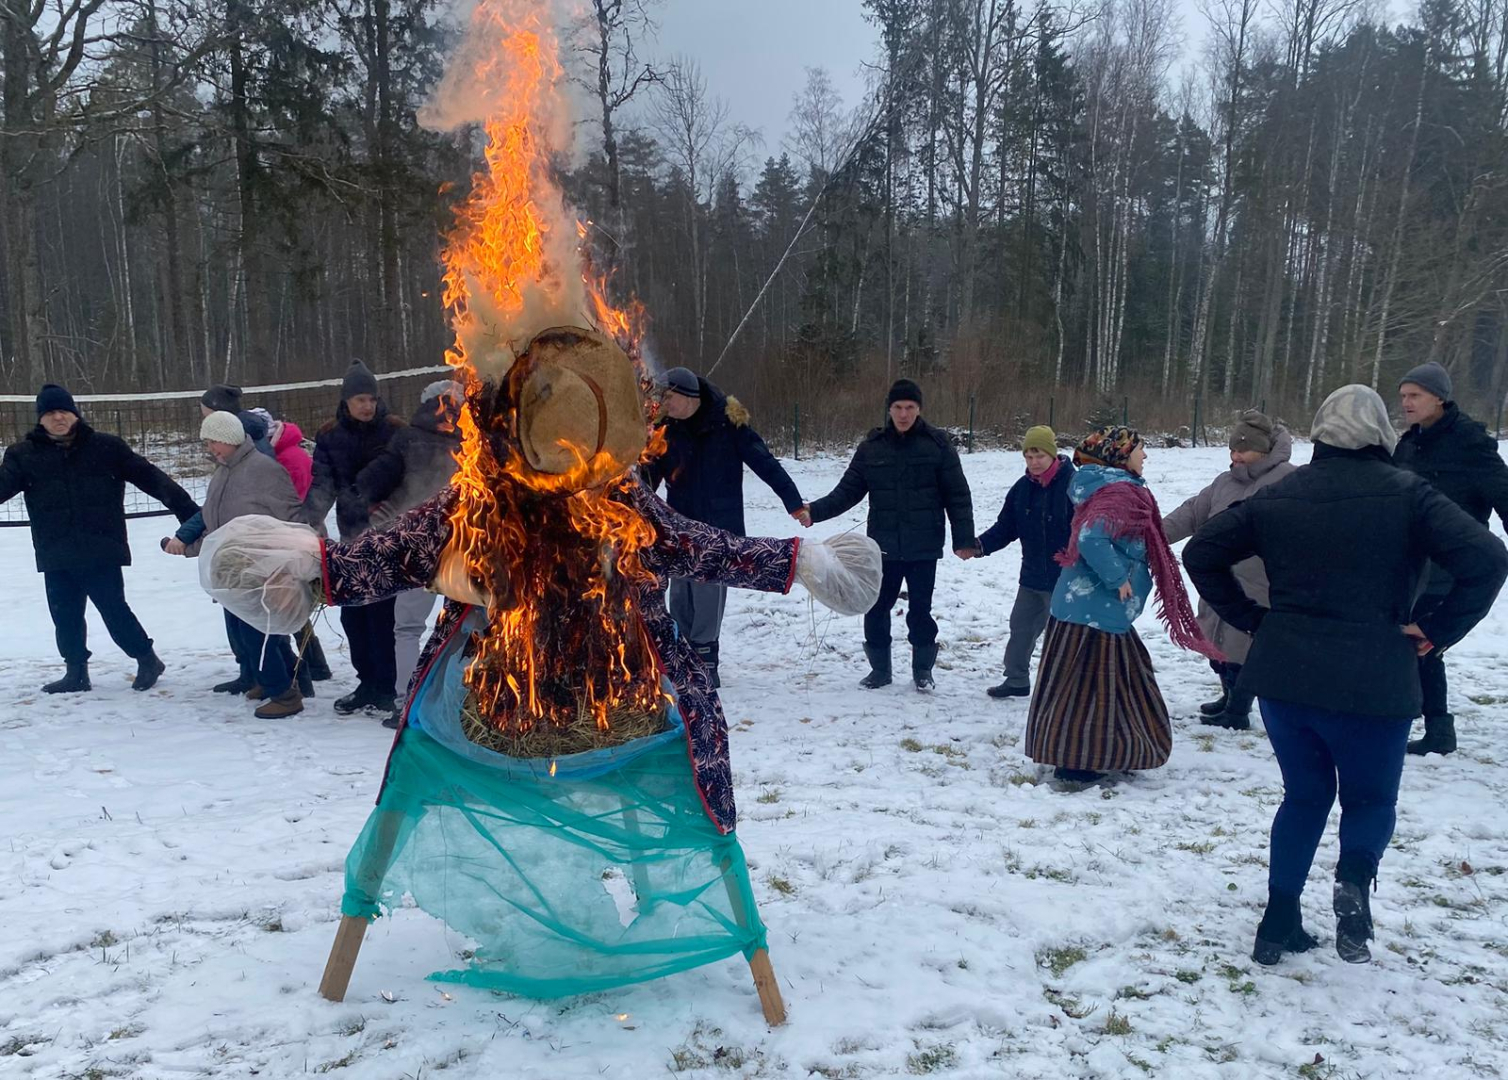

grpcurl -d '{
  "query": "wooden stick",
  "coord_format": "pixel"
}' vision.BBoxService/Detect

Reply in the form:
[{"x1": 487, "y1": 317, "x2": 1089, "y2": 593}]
[
  {"x1": 720, "y1": 856, "x2": 788, "y2": 1026},
  {"x1": 318, "y1": 915, "x2": 369, "y2": 1002},
  {"x1": 746, "y1": 948, "x2": 787, "y2": 1026}
]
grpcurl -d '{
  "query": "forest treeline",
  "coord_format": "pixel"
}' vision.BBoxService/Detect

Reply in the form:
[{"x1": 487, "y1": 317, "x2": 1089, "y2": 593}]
[{"x1": 2, "y1": 0, "x2": 1505, "y2": 440}]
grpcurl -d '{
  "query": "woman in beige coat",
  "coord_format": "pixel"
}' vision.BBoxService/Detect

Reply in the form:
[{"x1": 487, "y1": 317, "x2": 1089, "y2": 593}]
[{"x1": 1164, "y1": 411, "x2": 1296, "y2": 729}]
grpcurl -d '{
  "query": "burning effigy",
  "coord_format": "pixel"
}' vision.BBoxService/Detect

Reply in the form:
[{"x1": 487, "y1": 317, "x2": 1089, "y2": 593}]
[{"x1": 196, "y1": 0, "x2": 880, "y2": 1022}]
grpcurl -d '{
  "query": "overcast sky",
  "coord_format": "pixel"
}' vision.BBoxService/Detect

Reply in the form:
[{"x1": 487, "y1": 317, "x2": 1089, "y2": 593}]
[{"x1": 645, "y1": 1, "x2": 1226, "y2": 152}]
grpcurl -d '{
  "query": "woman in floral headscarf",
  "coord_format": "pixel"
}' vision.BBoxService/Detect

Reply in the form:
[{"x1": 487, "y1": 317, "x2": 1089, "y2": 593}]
[{"x1": 1024, "y1": 426, "x2": 1224, "y2": 783}]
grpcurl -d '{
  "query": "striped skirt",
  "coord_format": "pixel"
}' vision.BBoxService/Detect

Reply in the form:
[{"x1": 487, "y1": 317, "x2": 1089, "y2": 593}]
[{"x1": 1024, "y1": 618, "x2": 1172, "y2": 772}]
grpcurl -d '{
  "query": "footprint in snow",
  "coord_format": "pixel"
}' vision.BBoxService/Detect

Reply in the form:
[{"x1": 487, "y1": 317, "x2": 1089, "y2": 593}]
[{"x1": 48, "y1": 839, "x2": 96, "y2": 870}]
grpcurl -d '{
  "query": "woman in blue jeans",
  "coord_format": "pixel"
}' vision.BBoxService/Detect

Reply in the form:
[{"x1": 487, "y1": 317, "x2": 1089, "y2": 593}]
[{"x1": 1185, "y1": 385, "x2": 1506, "y2": 965}]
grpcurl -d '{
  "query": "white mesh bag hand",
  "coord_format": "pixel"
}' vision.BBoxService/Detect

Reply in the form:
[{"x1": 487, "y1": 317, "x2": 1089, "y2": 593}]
[
  {"x1": 795, "y1": 533, "x2": 883, "y2": 616},
  {"x1": 199, "y1": 515, "x2": 324, "y2": 635}
]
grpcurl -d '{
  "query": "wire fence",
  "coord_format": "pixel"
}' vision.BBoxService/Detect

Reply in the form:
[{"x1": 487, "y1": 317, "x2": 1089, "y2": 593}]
[{"x1": 0, "y1": 368, "x2": 449, "y2": 526}]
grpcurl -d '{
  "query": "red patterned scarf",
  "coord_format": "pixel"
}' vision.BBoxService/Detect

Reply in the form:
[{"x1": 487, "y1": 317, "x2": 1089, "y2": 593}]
[{"x1": 1055, "y1": 475, "x2": 1226, "y2": 661}]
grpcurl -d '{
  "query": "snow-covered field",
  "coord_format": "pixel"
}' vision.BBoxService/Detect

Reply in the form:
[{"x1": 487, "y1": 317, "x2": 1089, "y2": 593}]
[{"x1": 4, "y1": 444, "x2": 1508, "y2": 1080}]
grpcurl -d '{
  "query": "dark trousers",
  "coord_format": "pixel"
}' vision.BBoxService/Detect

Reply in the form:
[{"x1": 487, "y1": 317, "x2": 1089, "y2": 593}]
[
  {"x1": 224, "y1": 609, "x2": 295, "y2": 697},
  {"x1": 1261, "y1": 698, "x2": 1411, "y2": 896},
  {"x1": 864, "y1": 559, "x2": 938, "y2": 650},
  {"x1": 1418, "y1": 651, "x2": 1449, "y2": 718},
  {"x1": 341, "y1": 597, "x2": 398, "y2": 695},
  {"x1": 43, "y1": 566, "x2": 152, "y2": 665}
]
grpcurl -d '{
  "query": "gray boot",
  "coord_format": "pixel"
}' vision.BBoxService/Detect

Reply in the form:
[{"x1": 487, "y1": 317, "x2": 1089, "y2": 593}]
[
  {"x1": 860, "y1": 643, "x2": 892, "y2": 689},
  {"x1": 1407, "y1": 714, "x2": 1456, "y2": 756}
]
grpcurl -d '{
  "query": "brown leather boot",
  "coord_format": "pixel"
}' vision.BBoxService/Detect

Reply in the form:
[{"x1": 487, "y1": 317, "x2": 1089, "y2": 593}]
[
  {"x1": 245, "y1": 684, "x2": 267, "y2": 701},
  {"x1": 253, "y1": 688, "x2": 304, "y2": 719}
]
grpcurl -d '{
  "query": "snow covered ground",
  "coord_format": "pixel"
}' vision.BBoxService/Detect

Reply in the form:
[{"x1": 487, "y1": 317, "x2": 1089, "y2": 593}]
[{"x1": 4, "y1": 443, "x2": 1508, "y2": 1080}]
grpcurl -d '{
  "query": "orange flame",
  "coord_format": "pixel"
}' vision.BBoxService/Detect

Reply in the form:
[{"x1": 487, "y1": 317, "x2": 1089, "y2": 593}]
[{"x1": 436, "y1": 0, "x2": 666, "y2": 737}]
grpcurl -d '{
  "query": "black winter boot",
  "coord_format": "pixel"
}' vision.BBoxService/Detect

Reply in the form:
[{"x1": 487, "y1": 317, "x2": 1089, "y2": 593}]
[
  {"x1": 912, "y1": 643, "x2": 938, "y2": 692},
  {"x1": 132, "y1": 649, "x2": 166, "y2": 692},
  {"x1": 1252, "y1": 889, "x2": 1319, "y2": 966},
  {"x1": 43, "y1": 661, "x2": 91, "y2": 694},
  {"x1": 986, "y1": 681, "x2": 1030, "y2": 699},
  {"x1": 334, "y1": 684, "x2": 375, "y2": 715},
  {"x1": 691, "y1": 641, "x2": 720, "y2": 689},
  {"x1": 301, "y1": 625, "x2": 333, "y2": 682},
  {"x1": 1407, "y1": 714, "x2": 1456, "y2": 756},
  {"x1": 860, "y1": 643, "x2": 892, "y2": 689},
  {"x1": 1204, "y1": 687, "x2": 1254, "y2": 731},
  {"x1": 1199, "y1": 688, "x2": 1229, "y2": 717},
  {"x1": 1334, "y1": 854, "x2": 1377, "y2": 964},
  {"x1": 213, "y1": 674, "x2": 257, "y2": 695},
  {"x1": 296, "y1": 661, "x2": 315, "y2": 698}
]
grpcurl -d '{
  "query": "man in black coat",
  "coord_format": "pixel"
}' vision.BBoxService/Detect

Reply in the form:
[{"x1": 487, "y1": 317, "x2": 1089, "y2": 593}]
[
  {"x1": 803, "y1": 379, "x2": 975, "y2": 691},
  {"x1": 0, "y1": 384, "x2": 199, "y2": 693},
  {"x1": 1184, "y1": 384, "x2": 1506, "y2": 968},
  {"x1": 642, "y1": 366, "x2": 805, "y2": 687},
  {"x1": 303, "y1": 360, "x2": 406, "y2": 717},
  {"x1": 357, "y1": 379, "x2": 463, "y2": 724},
  {"x1": 1393, "y1": 361, "x2": 1508, "y2": 755}
]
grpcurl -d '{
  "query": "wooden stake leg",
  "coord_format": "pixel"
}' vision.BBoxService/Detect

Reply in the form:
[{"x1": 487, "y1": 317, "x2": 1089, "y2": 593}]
[
  {"x1": 318, "y1": 915, "x2": 369, "y2": 1002},
  {"x1": 747, "y1": 948, "x2": 787, "y2": 1026}
]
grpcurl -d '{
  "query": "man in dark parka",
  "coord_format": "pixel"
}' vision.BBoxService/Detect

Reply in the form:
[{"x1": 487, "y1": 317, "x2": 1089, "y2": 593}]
[
  {"x1": 642, "y1": 366, "x2": 805, "y2": 688},
  {"x1": 1393, "y1": 361, "x2": 1508, "y2": 755}
]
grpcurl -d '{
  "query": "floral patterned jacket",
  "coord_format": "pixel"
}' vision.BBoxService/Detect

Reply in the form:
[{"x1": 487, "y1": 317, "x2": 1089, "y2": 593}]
[{"x1": 319, "y1": 477, "x2": 800, "y2": 834}]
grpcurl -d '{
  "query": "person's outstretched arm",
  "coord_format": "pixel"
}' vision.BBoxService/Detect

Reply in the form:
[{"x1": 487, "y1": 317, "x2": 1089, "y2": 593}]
[
  {"x1": 806, "y1": 444, "x2": 869, "y2": 523},
  {"x1": 735, "y1": 422, "x2": 804, "y2": 513},
  {"x1": 321, "y1": 493, "x2": 455, "y2": 605},
  {"x1": 628, "y1": 481, "x2": 799, "y2": 595}
]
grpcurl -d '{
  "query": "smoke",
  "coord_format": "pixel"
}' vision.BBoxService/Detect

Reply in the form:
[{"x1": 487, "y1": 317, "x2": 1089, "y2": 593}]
[{"x1": 420, "y1": 0, "x2": 589, "y2": 382}]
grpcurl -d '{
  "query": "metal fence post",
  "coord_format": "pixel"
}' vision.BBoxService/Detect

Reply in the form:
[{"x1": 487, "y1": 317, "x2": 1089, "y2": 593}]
[
  {"x1": 793, "y1": 403, "x2": 800, "y2": 461},
  {"x1": 967, "y1": 394, "x2": 976, "y2": 452},
  {"x1": 1122, "y1": 396, "x2": 1129, "y2": 427},
  {"x1": 1193, "y1": 396, "x2": 1200, "y2": 448},
  {"x1": 1049, "y1": 395, "x2": 1055, "y2": 429}
]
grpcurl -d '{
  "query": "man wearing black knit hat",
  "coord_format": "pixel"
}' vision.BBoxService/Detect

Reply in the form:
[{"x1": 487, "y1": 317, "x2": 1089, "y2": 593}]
[
  {"x1": 1394, "y1": 361, "x2": 1508, "y2": 755},
  {"x1": 0, "y1": 384, "x2": 199, "y2": 694},
  {"x1": 304, "y1": 359, "x2": 406, "y2": 719},
  {"x1": 803, "y1": 379, "x2": 975, "y2": 691}
]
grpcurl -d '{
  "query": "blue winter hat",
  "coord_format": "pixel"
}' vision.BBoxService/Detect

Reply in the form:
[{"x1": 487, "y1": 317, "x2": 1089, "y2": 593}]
[
  {"x1": 36, "y1": 384, "x2": 79, "y2": 418},
  {"x1": 661, "y1": 367, "x2": 701, "y2": 398}
]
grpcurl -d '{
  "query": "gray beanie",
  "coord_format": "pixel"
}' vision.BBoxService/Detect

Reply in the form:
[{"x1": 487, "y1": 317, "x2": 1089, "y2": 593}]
[
  {"x1": 1311, "y1": 385, "x2": 1398, "y2": 454},
  {"x1": 421, "y1": 379, "x2": 462, "y2": 404},
  {"x1": 341, "y1": 360, "x2": 379, "y2": 401},
  {"x1": 1229, "y1": 410, "x2": 1275, "y2": 454},
  {"x1": 200, "y1": 411, "x2": 249, "y2": 445},
  {"x1": 1398, "y1": 361, "x2": 1452, "y2": 403}
]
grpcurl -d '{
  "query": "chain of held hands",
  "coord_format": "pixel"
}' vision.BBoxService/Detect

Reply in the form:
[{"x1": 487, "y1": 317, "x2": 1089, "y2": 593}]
[{"x1": 788, "y1": 509, "x2": 1435, "y2": 656}]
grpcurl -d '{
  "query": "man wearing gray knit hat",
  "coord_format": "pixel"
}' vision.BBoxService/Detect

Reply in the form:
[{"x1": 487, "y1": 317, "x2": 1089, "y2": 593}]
[{"x1": 1394, "y1": 362, "x2": 1508, "y2": 755}]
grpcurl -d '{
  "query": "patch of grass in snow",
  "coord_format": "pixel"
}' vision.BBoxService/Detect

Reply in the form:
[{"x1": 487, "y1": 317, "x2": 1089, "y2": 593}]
[
  {"x1": 1174, "y1": 840, "x2": 1216, "y2": 855},
  {"x1": 1, "y1": 1034, "x2": 52, "y2": 1056},
  {"x1": 1025, "y1": 864, "x2": 1076, "y2": 883},
  {"x1": 1174, "y1": 969, "x2": 1202, "y2": 984},
  {"x1": 765, "y1": 875, "x2": 797, "y2": 897},
  {"x1": 1037, "y1": 944, "x2": 1088, "y2": 977},
  {"x1": 929, "y1": 742, "x2": 965, "y2": 758},
  {"x1": 314, "y1": 1050, "x2": 358, "y2": 1073},
  {"x1": 998, "y1": 770, "x2": 1037, "y2": 787},
  {"x1": 337, "y1": 1017, "x2": 366, "y2": 1036},
  {"x1": 900, "y1": 737, "x2": 924, "y2": 752},
  {"x1": 905, "y1": 1042, "x2": 958, "y2": 1073},
  {"x1": 756, "y1": 788, "x2": 782, "y2": 804},
  {"x1": 808, "y1": 1064, "x2": 863, "y2": 1079},
  {"x1": 1102, "y1": 1009, "x2": 1134, "y2": 1035},
  {"x1": 1217, "y1": 961, "x2": 1257, "y2": 996},
  {"x1": 107, "y1": 1024, "x2": 143, "y2": 1041},
  {"x1": 1043, "y1": 989, "x2": 1096, "y2": 1019},
  {"x1": 1018, "y1": 818, "x2": 1038, "y2": 828},
  {"x1": 1115, "y1": 985, "x2": 1155, "y2": 1000},
  {"x1": 89, "y1": 930, "x2": 118, "y2": 949},
  {"x1": 1193, "y1": 734, "x2": 1217, "y2": 752}
]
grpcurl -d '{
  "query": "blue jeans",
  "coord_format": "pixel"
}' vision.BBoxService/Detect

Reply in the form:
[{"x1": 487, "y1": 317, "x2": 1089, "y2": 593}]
[
  {"x1": 224, "y1": 609, "x2": 295, "y2": 698},
  {"x1": 1261, "y1": 699, "x2": 1411, "y2": 895}
]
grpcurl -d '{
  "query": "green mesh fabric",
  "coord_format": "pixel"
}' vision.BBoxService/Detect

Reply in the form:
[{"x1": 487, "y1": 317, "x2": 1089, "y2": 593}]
[{"x1": 339, "y1": 725, "x2": 766, "y2": 998}]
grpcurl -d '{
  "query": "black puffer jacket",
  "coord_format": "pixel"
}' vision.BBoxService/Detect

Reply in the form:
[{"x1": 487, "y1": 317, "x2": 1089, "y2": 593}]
[
  {"x1": 304, "y1": 400, "x2": 405, "y2": 540},
  {"x1": 1394, "y1": 403, "x2": 1508, "y2": 527},
  {"x1": 642, "y1": 378, "x2": 803, "y2": 536},
  {"x1": 357, "y1": 395, "x2": 462, "y2": 528},
  {"x1": 1184, "y1": 444, "x2": 1507, "y2": 719},
  {"x1": 0, "y1": 421, "x2": 199, "y2": 573},
  {"x1": 808, "y1": 418, "x2": 975, "y2": 562}
]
